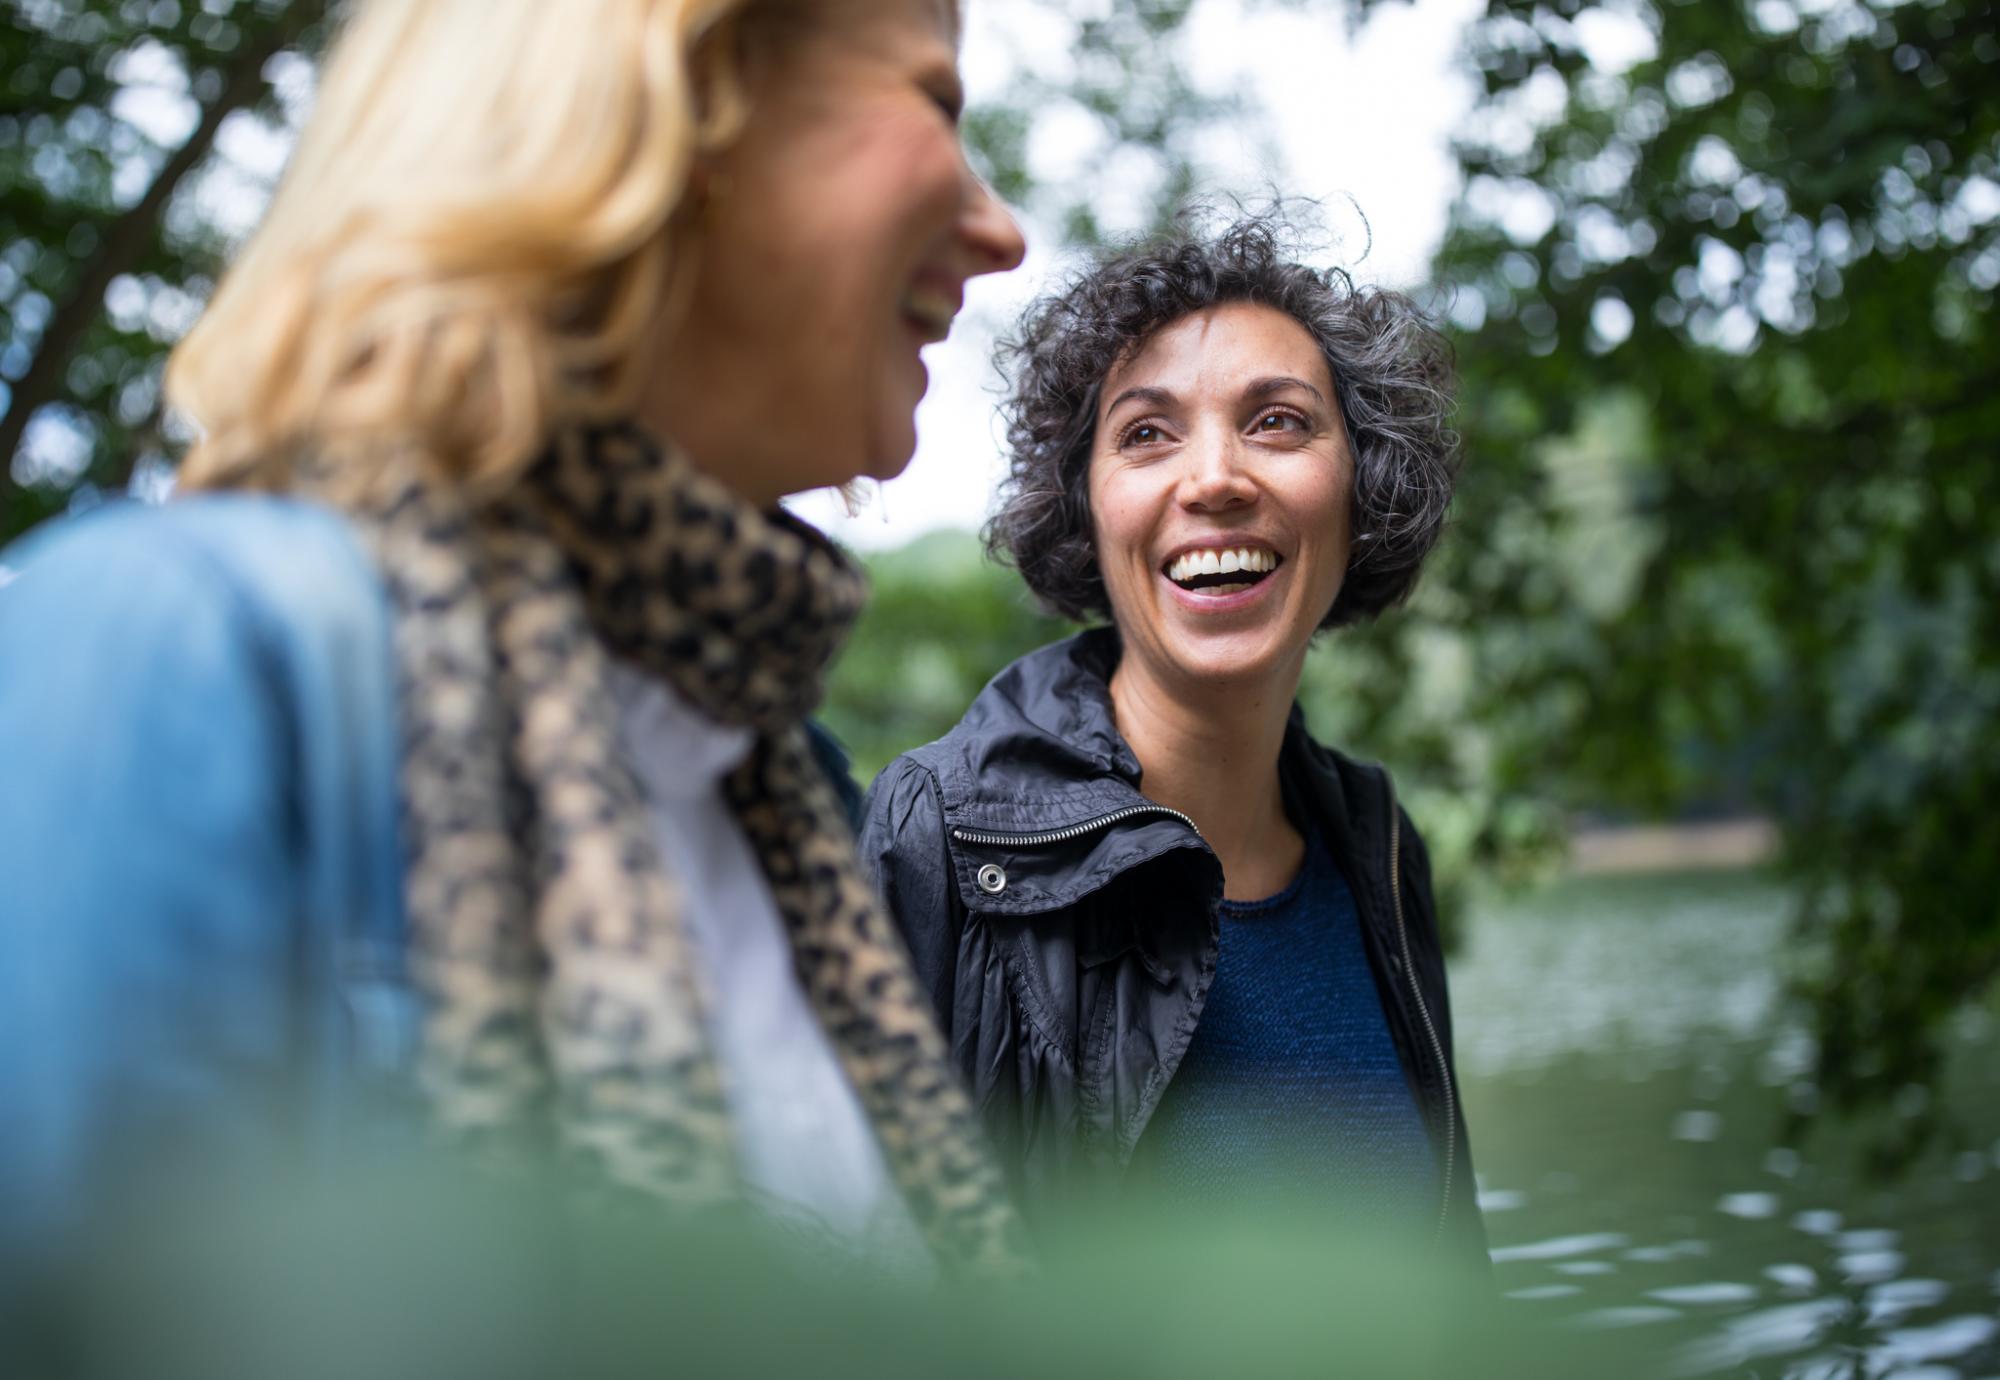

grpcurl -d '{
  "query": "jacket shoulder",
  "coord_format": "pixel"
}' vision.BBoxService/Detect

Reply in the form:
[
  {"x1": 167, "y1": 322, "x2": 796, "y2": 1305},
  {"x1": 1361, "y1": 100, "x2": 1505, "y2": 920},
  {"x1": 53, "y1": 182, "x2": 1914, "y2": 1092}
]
[
  {"x1": 859, "y1": 748, "x2": 951, "y2": 848},
  {"x1": 1, "y1": 494, "x2": 380, "y2": 643},
  {"x1": 858, "y1": 751, "x2": 963, "y2": 1029},
  {"x1": 0, "y1": 497, "x2": 409, "y2": 1247}
]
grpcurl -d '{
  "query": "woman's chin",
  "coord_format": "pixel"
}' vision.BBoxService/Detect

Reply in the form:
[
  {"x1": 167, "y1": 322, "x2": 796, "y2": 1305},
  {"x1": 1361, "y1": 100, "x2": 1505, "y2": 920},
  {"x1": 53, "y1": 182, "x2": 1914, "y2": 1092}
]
[
  {"x1": 771, "y1": 441, "x2": 912, "y2": 503},
  {"x1": 859, "y1": 415, "x2": 920, "y2": 485},
  {"x1": 861, "y1": 446, "x2": 916, "y2": 486},
  {"x1": 1150, "y1": 627, "x2": 1302, "y2": 691}
]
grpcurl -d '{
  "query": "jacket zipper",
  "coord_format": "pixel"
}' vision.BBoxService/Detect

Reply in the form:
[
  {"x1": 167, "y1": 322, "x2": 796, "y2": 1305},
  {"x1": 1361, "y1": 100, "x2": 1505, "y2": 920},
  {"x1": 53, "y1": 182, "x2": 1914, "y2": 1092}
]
[
  {"x1": 950, "y1": 804, "x2": 1202, "y2": 848},
  {"x1": 1386, "y1": 778, "x2": 1456, "y2": 1243}
]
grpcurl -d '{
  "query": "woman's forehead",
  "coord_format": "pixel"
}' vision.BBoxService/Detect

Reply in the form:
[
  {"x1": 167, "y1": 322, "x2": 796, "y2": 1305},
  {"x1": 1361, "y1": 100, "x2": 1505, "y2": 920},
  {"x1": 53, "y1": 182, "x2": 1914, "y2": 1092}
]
[{"x1": 1101, "y1": 305, "x2": 1333, "y2": 405}]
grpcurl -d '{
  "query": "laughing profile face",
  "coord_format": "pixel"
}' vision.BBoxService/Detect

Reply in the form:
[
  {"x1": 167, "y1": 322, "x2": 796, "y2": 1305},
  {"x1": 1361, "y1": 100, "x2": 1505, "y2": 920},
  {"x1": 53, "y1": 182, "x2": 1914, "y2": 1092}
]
[
  {"x1": 651, "y1": 0, "x2": 1025, "y2": 507},
  {"x1": 1087, "y1": 302, "x2": 1354, "y2": 693}
]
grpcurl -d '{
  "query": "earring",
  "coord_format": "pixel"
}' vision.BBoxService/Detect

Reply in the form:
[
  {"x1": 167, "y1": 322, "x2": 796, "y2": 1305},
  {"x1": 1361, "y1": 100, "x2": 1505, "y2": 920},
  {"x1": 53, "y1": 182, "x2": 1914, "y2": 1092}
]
[{"x1": 688, "y1": 164, "x2": 733, "y2": 219}]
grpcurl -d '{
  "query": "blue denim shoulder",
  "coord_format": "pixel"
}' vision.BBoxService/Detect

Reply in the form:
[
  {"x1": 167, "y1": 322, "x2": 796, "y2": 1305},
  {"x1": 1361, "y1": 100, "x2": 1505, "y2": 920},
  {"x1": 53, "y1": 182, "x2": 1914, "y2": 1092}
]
[{"x1": 0, "y1": 495, "x2": 417, "y2": 1249}]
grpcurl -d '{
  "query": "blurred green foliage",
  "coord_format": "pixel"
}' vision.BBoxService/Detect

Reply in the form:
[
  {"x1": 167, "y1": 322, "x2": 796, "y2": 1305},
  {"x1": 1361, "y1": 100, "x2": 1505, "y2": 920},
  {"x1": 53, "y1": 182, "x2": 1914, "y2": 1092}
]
[
  {"x1": 822, "y1": 531, "x2": 1072, "y2": 779},
  {"x1": 8, "y1": 1155, "x2": 1621, "y2": 1379},
  {"x1": 1432, "y1": 0, "x2": 2000, "y2": 1146}
]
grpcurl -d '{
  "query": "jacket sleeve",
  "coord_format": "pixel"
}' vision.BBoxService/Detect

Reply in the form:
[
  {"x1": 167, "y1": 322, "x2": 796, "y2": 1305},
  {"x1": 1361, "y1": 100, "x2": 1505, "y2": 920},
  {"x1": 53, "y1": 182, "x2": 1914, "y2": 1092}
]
[
  {"x1": 0, "y1": 511, "x2": 307, "y2": 1251},
  {"x1": 857, "y1": 755, "x2": 965, "y2": 1035}
]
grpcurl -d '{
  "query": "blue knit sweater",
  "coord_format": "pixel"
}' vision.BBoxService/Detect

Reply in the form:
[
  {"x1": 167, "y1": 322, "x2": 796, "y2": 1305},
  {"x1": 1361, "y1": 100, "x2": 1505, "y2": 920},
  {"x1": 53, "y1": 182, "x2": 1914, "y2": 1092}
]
[{"x1": 1141, "y1": 828, "x2": 1434, "y2": 1212}]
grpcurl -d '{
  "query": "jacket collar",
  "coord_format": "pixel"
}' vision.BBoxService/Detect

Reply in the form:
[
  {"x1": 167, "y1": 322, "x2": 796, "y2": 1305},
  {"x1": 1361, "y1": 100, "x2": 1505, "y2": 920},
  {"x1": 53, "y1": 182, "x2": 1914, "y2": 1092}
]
[
  {"x1": 923, "y1": 629, "x2": 1398, "y2": 923},
  {"x1": 929, "y1": 628, "x2": 1150, "y2": 832}
]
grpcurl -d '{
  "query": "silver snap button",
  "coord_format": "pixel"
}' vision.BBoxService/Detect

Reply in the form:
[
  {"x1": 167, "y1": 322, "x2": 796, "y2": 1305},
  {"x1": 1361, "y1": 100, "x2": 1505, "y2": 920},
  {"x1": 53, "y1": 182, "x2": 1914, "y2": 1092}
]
[{"x1": 976, "y1": 863, "x2": 1007, "y2": 895}]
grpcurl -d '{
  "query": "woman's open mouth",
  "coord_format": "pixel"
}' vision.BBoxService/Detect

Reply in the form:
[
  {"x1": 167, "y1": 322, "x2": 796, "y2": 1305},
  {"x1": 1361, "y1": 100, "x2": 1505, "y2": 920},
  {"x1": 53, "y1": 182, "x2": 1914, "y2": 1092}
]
[
  {"x1": 1163, "y1": 544, "x2": 1283, "y2": 598},
  {"x1": 900, "y1": 281, "x2": 960, "y2": 345}
]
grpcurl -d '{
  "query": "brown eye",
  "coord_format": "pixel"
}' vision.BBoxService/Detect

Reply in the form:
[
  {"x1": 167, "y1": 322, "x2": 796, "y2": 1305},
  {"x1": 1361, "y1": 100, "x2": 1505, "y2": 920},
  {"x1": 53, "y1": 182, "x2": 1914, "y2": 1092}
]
[
  {"x1": 1257, "y1": 411, "x2": 1299, "y2": 432},
  {"x1": 1128, "y1": 424, "x2": 1162, "y2": 445}
]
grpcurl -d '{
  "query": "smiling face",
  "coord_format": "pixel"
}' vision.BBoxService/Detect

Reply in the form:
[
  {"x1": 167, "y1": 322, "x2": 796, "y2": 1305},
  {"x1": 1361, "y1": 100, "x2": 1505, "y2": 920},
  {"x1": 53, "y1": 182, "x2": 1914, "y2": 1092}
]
[
  {"x1": 1088, "y1": 302, "x2": 1354, "y2": 694},
  {"x1": 647, "y1": 0, "x2": 1025, "y2": 507}
]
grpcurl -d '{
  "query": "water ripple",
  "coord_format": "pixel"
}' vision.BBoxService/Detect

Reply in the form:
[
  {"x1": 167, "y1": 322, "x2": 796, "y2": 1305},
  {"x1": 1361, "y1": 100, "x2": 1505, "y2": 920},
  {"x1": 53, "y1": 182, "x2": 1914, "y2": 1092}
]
[
  {"x1": 1716, "y1": 1191, "x2": 1779, "y2": 1220},
  {"x1": 1874, "y1": 1313, "x2": 2000, "y2": 1367},
  {"x1": 1665, "y1": 1296, "x2": 1849, "y2": 1374},
  {"x1": 1864, "y1": 1276, "x2": 1951, "y2": 1326},
  {"x1": 1840, "y1": 1249, "x2": 1907, "y2": 1284},
  {"x1": 1762, "y1": 1262, "x2": 1817, "y2": 1294},
  {"x1": 1791, "y1": 1208, "x2": 1842, "y2": 1236},
  {"x1": 1672, "y1": 1109, "x2": 1723, "y2": 1142},
  {"x1": 1647, "y1": 1281, "x2": 1759, "y2": 1306},
  {"x1": 1490, "y1": 1231, "x2": 1629, "y2": 1263},
  {"x1": 1571, "y1": 1304, "x2": 1683, "y2": 1330}
]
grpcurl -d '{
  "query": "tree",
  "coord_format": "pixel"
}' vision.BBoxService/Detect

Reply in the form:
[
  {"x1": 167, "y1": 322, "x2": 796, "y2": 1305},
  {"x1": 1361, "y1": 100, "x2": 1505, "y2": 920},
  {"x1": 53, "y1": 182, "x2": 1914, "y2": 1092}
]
[
  {"x1": 1, "y1": 0, "x2": 333, "y2": 543},
  {"x1": 961, "y1": 0, "x2": 1253, "y2": 247},
  {"x1": 1434, "y1": 0, "x2": 1999, "y2": 1145}
]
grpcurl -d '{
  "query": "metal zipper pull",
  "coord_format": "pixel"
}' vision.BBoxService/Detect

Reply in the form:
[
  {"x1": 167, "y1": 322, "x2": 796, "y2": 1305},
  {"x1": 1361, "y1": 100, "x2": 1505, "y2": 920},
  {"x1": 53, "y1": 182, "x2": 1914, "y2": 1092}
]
[{"x1": 949, "y1": 803, "x2": 1201, "y2": 849}]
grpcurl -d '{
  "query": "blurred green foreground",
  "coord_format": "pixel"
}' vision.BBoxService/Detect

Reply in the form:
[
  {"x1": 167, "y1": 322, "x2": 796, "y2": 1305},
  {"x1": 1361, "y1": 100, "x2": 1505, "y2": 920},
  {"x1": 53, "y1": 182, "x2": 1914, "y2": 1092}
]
[{"x1": 11, "y1": 868, "x2": 1993, "y2": 1380}]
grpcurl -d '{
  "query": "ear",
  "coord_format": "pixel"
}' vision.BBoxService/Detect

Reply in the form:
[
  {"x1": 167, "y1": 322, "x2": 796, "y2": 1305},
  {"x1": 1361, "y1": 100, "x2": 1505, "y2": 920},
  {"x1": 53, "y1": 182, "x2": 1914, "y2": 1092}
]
[{"x1": 686, "y1": 11, "x2": 757, "y2": 154}]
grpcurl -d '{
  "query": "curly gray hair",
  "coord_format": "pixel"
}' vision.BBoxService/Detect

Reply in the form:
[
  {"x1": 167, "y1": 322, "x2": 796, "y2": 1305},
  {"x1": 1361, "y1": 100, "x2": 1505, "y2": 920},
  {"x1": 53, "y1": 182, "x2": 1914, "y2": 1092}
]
[{"x1": 987, "y1": 213, "x2": 1460, "y2": 629}]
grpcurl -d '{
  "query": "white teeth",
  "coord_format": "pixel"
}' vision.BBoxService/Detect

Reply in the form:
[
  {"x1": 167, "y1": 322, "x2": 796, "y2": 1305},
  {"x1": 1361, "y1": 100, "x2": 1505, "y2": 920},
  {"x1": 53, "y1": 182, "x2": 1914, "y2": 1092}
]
[{"x1": 1166, "y1": 546, "x2": 1281, "y2": 585}]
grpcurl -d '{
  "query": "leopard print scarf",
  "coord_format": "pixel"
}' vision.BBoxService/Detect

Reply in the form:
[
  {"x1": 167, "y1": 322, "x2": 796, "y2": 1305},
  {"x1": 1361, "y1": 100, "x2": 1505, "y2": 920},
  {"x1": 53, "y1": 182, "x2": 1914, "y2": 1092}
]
[{"x1": 326, "y1": 423, "x2": 1022, "y2": 1273}]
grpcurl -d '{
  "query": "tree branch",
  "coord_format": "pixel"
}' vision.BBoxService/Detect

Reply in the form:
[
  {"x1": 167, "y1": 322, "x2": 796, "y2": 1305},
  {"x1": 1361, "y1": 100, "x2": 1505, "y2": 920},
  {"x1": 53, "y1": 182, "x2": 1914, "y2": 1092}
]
[{"x1": 0, "y1": 3, "x2": 323, "y2": 528}]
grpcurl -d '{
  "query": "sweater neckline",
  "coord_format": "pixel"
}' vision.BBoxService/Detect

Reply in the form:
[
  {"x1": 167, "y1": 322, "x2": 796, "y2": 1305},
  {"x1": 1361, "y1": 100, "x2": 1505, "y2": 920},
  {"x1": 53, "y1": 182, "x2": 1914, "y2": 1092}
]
[{"x1": 1217, "y1": 830, "x2": 1327, "y2": 917}]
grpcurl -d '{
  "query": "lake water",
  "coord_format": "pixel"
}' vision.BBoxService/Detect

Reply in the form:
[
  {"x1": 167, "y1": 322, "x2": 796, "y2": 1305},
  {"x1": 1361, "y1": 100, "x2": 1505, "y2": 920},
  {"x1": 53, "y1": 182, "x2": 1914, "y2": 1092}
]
[{"x1": 1455, "y1": 868, "x2": 2000, "y2": 1378}]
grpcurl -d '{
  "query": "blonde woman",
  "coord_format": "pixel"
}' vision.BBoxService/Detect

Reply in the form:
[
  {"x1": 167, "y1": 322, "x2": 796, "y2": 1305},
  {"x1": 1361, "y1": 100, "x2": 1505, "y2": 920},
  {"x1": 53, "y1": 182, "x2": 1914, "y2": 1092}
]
[{"x1": 0, "y1": 0, "x2": 1024, "y2": 1273}]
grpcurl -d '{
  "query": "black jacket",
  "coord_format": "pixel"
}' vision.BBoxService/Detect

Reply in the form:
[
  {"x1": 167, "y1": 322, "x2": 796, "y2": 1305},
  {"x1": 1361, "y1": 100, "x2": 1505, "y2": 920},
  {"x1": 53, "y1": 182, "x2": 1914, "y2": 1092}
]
[{"x1": 860, "y1": 630, "x2": 1487, "y2": 1261}]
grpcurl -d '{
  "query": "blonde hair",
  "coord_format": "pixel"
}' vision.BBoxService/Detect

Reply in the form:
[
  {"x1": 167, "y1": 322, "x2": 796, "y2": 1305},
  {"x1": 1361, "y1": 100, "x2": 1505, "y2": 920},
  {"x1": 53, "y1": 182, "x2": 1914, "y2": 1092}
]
[{"x1": 169, "y1": 0, "x2": 774, "y2": 495}]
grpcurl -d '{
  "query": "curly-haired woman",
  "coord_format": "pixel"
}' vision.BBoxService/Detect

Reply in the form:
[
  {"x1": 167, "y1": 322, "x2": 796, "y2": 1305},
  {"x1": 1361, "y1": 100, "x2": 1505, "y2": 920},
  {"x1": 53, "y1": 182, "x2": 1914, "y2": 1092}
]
[
  {"x1": 860, "y1": 216, "x2": 1487, "y2": 1267},
  {"x1": 0, "y1": 0, "x2": 1025, "y2": 1273}
]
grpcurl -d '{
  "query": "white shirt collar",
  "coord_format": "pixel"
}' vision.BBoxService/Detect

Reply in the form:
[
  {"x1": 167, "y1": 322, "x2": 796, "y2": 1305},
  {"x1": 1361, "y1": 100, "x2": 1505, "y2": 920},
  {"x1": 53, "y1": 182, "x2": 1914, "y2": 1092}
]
[{"x1": 605, "y1": 659, "x2": 756, "y2": 801}]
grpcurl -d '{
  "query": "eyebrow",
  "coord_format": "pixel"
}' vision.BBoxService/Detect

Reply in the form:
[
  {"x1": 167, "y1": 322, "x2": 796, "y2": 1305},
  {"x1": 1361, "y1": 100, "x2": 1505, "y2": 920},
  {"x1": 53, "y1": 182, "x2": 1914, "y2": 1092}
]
[
  {"x1": 1243, "y1": 375, "x2": 1329, "y2": 406},
  {"x1": 1101, "y1": 375, "x2": 1330, "y2": 418},
  {"x1": 1102, "y1": 384, "x2": 1177, "y2": 417}
]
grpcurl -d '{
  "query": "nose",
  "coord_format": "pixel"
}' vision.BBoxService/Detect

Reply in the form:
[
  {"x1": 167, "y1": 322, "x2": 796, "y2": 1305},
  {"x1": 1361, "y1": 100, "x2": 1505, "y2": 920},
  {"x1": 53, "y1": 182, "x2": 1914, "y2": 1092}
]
[
  {"x1": 959, "y1": 169, "x2": 1026, "y2": 275},
  {"x1": 1176, "y1": 431, "x2": 1257, "y2": 513}
]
